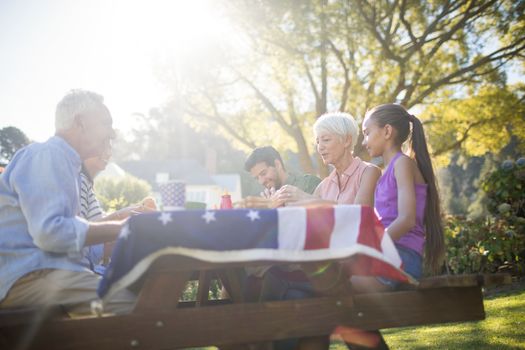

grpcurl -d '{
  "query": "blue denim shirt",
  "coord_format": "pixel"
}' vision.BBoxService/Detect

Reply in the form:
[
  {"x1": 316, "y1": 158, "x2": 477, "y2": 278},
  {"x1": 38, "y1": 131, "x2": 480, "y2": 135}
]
[{"x1": 0, "y1": 136, "x2": 90, "y2": 301}]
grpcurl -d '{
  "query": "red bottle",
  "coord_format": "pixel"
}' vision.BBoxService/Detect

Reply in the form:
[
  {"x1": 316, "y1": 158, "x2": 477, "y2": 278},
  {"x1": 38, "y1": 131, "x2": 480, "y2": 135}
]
[{"x1": 220, "y1": 193, "x2": 233, "y2": 209}]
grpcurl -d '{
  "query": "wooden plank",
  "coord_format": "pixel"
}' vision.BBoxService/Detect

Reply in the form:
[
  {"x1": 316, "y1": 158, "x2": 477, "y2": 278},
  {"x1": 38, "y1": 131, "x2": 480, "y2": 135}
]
[
  {"x1": 216, "y1": 269, "x2": 245, "y2": 302},
  {"x1": 478, "y1": 273, "x2": 512, "y2": 287},
  {"x1": 351, "y1": 286, "x2": 485, "y2": 329},
  {"x1": 0, "y1": 287, "x2": 485, "y2": 350},
  {"x1": 0, "y1": 306, "x2": 66, "y2": 327},
  {"x1": 417, "y1": 273, "x2": 511, "y2": 289}
]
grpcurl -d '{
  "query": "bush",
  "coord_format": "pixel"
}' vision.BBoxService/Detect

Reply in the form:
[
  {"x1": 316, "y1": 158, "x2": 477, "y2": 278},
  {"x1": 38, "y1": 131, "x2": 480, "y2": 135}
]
[
  {"x1": 94, "y1": 175, "x2": 152, "y2": 212},
  {"x1": 482, "y1": 157, "x2": 525, "y2": 220},
  {"x1": 445, "y1": 156, "x2": 525, "y2": 276},
  {"x1": 445, "y1": 215, "x2": 525, "y2": 275}
]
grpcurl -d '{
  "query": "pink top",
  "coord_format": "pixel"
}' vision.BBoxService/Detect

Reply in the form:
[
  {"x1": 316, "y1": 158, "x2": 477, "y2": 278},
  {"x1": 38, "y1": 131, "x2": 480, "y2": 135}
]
[{"x1": 316, "y1": 157, "x2": 373, "y2": 204}]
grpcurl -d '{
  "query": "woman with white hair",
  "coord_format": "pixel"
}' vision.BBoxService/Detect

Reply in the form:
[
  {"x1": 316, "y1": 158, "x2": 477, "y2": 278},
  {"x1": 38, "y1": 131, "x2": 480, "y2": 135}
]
[
  {"x1": 271, "y1": 112, "x2": 380, "y2": 207},
  {"x1": 258, "y1": 113, "x2": 382, "y2": 350},
  {"x1": 312, "y1": 112, "x2": 380, "y2": 206}
]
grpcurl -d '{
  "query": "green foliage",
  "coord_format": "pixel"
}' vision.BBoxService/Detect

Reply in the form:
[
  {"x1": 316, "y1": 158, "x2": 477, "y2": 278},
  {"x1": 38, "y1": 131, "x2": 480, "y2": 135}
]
[
  {"x1": 158, "y1": 0, "x2": 525, "y2": 173},
  {"x1": 0, "y1": 126, "x2": 30, "y2": 163},
  {"x1": 422, "y1": 85, "x2": 525, "y2": 167},
  {"x1": 445, "y1": 215, "x2": 525, "y2": 275},
  {"x1": 482, "y1": 157, "x2": 525, "y2": 219},
  {"x1": 445, "y1": 157, "x2": 525, "y2": 275},
  {"x1": 94, "y1": 175, "x2": 152, "y2": 212},
  {"x1": 180, "y1": 280, "x2": 222, "y2": 302}
]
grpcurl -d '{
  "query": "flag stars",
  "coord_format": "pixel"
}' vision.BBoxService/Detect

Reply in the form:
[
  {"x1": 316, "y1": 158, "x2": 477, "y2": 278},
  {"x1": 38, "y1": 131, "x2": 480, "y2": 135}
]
[
  {"x1": 246, "y1": 210, "x2": 260, "y2": 222},
  {"x1": 202, "y1": 211, "x2": 216, "y2": 224},
  {"x1": 158, "y1": 212, "x2": 173, "y2": 226}
]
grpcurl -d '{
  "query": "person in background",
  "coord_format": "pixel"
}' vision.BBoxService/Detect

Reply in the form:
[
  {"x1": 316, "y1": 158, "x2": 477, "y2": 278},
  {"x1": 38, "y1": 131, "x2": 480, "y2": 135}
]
[
  {"x1": 244, "y1": 146, "x2": 321, "y2": 206},
  {"x1": 0, "y1": 89, "x2": 135, "y2": 316},
  {"x1": 80, "y1": 147, "x2": 156, "y2": 275}
]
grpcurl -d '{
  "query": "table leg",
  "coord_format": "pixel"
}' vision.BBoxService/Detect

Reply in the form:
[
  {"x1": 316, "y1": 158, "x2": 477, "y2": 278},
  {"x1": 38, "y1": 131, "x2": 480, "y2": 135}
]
[
  {"x1": 133, "y1": 271, "x2": 192, "y2": 313},
  {"x1": 196, "y1": 271, "x2": 212, "y2": 307}
]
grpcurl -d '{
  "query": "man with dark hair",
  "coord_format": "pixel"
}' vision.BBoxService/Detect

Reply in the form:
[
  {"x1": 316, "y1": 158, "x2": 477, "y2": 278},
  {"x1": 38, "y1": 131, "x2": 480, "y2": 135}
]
[
  {"x1": 244, "y1": 146, "x2": 321, "y2": 202},
  {"x1": 244, "y1": 147, "x2": 322, "y2": 350}
]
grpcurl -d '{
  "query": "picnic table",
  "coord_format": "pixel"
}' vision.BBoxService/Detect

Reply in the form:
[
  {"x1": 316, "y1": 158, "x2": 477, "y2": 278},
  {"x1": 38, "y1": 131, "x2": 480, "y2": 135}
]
[{"x1": 0, "y1": 205, "x2": 511, "y2": 350}]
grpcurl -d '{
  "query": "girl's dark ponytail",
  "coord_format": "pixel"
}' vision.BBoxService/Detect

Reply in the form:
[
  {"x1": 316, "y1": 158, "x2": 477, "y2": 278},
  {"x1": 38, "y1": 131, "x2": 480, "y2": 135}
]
[{"x1": 409, "y1": 116, "x2": 445, "y2": 274}]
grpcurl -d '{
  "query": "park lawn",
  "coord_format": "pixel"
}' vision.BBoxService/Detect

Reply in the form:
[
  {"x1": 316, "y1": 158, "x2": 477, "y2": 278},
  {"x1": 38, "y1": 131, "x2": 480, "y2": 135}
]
[{"x1": 331, "y1": 287, "x2": 525, "y2": 350}]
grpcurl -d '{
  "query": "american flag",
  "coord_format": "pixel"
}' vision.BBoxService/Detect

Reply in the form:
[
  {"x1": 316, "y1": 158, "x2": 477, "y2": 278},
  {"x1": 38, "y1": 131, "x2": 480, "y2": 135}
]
[
  {"x1": 98, "y1": 205, "x2": 411, "y2": 299},
  {"x1": 159, "y1": 181, "x2": 186, "y2": 208}
]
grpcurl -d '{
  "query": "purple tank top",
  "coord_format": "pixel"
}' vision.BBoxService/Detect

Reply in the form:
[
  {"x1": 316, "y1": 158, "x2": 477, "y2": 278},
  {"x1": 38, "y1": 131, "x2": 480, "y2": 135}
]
[{"x1": 374, "y1": 152, "x2": 427, "y2": 256}]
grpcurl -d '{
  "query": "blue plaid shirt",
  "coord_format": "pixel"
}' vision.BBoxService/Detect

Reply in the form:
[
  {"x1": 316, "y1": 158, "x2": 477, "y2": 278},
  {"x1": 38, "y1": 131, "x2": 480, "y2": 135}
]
[{"x1": 0, "y1": 136, "x2": 90, "y2": 301}]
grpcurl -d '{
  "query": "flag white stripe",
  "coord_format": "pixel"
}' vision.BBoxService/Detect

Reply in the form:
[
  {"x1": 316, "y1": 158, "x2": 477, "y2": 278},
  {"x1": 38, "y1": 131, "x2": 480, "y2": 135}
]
[
  {"x1": 330, "y1": 205, "x2": 361, "y2": 248},
  {"x1": 278, "y1": 207, "x2": 307, "y2": 250},
  {"x1": 381, "y1": 233, "x2": 402, "y2": 267}
]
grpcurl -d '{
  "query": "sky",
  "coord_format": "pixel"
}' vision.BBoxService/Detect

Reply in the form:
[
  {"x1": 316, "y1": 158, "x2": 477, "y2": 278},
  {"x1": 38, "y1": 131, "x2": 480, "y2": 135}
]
[{"x1": 0, "y1": 0, "x2": 232, "y2": 142}]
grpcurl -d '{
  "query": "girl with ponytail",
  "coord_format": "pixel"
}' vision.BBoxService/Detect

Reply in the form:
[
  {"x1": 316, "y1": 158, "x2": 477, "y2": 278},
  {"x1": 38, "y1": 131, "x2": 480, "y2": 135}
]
[{"x1": 353, "y1": 103, "x2": 445, "y2": 292}]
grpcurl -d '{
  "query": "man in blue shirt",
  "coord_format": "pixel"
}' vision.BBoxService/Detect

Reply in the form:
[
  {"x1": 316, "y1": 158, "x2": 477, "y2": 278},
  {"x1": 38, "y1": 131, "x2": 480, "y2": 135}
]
[{"x1": 0, "y1": 89, "x2": 135, "y2": 316}]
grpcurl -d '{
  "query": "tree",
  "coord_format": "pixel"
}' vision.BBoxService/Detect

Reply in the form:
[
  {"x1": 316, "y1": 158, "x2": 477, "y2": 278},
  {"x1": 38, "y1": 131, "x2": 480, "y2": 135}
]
[
  {"x1": 0, "y1": 126, "x2": 30, "y2": 164},
  {"x1": 112, "y1": 108, "x2": 248, "y2": 173},
  {"x1": 159, "y1": 0, "x2": 525, "y2": 174},
  {"x1": 422, "y1": 84, "x2": 525, "y2": 167},
  {"x1": 94, "y1": 175, "x2": 152, "y2": 212}
]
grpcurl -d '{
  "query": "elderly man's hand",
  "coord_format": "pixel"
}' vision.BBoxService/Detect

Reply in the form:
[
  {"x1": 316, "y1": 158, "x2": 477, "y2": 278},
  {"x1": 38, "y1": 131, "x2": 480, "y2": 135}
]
[
  {"x1": 109, "y1": 197, "x2": 157, "y2": 221},
  {"x1": 141, "y1": 196, "x2": 157, "y2": 210}
]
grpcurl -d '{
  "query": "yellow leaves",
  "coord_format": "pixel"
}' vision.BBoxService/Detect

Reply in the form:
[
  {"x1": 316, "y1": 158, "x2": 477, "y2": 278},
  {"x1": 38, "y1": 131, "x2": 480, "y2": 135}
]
[{"x1": 420, "y1": 84, "x2": 525, "y2": 166}]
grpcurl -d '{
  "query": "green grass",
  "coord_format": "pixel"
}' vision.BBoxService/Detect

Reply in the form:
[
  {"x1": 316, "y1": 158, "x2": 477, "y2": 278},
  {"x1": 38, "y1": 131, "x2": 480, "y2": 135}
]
[{"x1": 331, "y1": 287, "x2": 525, "y2": 350}]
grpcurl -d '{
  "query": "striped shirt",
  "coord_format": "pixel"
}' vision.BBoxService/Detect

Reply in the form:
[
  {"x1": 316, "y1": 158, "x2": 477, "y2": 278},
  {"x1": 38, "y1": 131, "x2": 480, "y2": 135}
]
[
  {"x1": 80, "y1": 172, "x2": 103, "y2": 221},
  {"x1": 80, "y1": 171, "x2": 105, "y2": 273}
]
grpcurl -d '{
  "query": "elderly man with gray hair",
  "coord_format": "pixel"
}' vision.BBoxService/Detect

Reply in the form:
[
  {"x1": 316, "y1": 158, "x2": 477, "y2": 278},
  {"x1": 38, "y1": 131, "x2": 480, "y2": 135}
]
[{"x1": 0, "y1": 89, "x2": 135, "y2": 316}]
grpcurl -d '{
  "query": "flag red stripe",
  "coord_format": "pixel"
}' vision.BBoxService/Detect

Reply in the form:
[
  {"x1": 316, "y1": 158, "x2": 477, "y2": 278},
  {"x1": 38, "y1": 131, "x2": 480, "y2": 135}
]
[
  {"x1": 357, "y1": 206, "x2": 384, "y2": 252},
  {"x1": 304, "y1": 206, "x2": 335, "y2": 250},
  {"x1": 343, "y1": 255, "x2": 409, "y2": 282}
]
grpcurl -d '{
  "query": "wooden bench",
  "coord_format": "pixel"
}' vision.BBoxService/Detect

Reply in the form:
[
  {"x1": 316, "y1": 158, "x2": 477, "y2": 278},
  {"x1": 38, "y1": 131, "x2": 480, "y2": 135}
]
[{"x1": 0, "y1": 256, "x2": 512, "y2": 350}]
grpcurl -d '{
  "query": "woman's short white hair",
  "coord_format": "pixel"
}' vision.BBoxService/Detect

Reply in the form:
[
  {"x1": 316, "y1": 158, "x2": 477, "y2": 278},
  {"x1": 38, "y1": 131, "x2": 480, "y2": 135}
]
[
  {"x1": 55, "y1": 89, "x2": 105, "y2": 131},
  {"x1": 313, "y1": 112, "x2": 359, "y2": 150}
]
